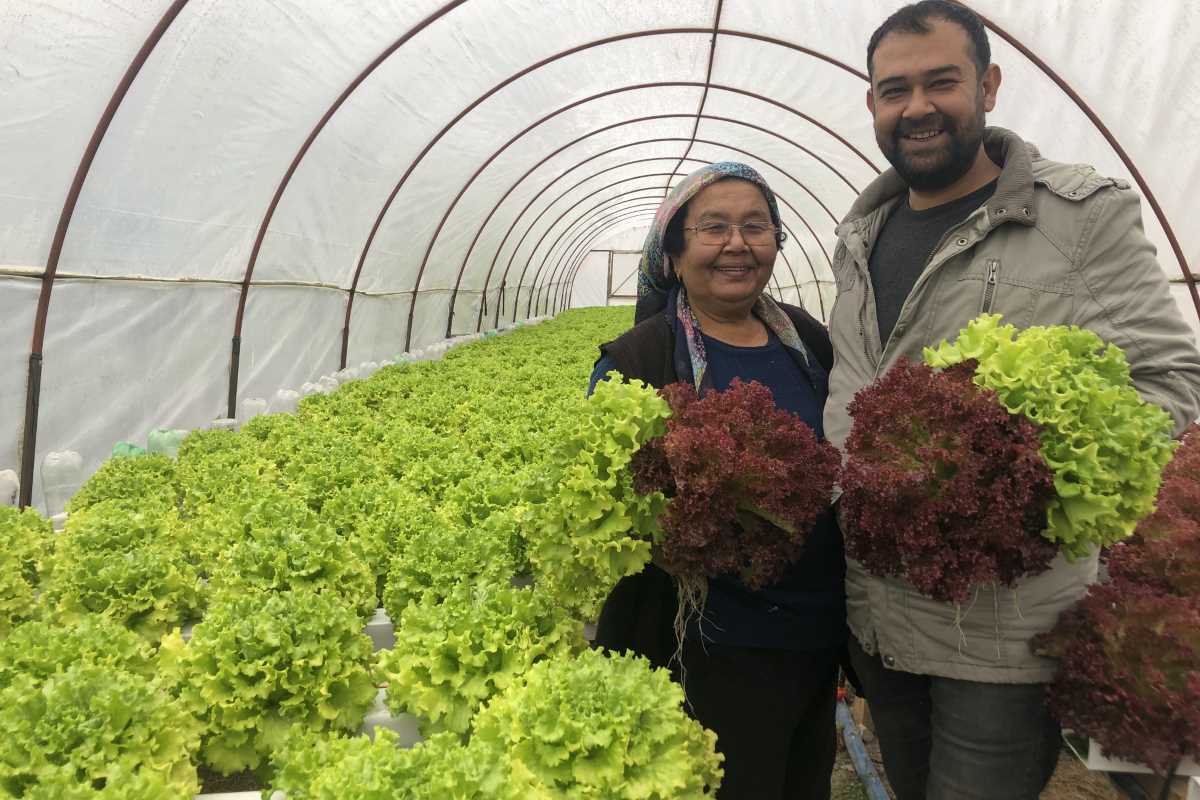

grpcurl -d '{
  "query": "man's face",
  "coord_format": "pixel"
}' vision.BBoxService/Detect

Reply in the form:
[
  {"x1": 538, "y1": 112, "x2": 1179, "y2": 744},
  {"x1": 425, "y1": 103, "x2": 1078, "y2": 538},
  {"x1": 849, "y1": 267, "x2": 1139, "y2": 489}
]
[{"x1": 867, "y1": 18, "x2": 999, "y2": 191}]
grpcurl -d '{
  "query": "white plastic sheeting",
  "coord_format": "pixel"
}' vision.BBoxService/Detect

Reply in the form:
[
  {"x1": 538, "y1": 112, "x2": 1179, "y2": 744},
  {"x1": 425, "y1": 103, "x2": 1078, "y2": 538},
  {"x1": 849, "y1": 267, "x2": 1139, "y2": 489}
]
[{"x1": 2, "y1": 0, "x2": 1199, "y2": 510}]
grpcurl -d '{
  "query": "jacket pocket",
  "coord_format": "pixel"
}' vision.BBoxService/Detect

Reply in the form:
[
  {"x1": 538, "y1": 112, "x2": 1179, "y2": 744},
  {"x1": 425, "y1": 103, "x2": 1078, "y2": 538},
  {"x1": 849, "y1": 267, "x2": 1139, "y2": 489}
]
[{"x1": 979, "y1": 258, "x2": 1000, "y2": 314}]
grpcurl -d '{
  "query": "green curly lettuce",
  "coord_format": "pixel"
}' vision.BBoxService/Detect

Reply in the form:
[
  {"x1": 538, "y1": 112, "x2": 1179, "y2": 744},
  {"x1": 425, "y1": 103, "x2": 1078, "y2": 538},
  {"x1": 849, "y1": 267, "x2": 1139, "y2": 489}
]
[
  {"x1": 925, "y1": 314, "x2": 1177, "y2": 558},
  {"x1": 269, "y1": 728, "x2": 487, "y2": 800},
  {"x1": 527, "y1": 377, "x2": 671, "y2": 619},
  {"x1": 0, "y1": 505, "x2": 52, "y2": 636},
  {"x1": 469, "y1": 649, "x2": 723, "y2": 799},
  {"x1": 381, "y1": 514, "x2": 516, "y2": 624},
  {"x1": 207, "y1": 489, "x2": 377, "y2": 618},
  {"x1": 377, "y1": 583, "x2": 585, "y2": 735},
  {"x1": 0, "y1": 617, "x2": 157, "y2": 690},
  {"x1": 0, "y1": 664, "x2": 200, "y2": 798},
  {"x1": 42, "y1": 501, "x2": 203, "y2": 641},
  {"x1": 66, "y1": 453, "x2": 178, "y2": 514},
  {"x1": 163, "y1": 588, "x2": 377, "y2": 775}
]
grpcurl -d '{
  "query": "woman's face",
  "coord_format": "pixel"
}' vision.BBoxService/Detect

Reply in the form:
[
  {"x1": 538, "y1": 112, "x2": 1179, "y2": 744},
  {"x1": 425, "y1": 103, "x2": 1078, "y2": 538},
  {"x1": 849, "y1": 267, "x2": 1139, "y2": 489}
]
[{"x1": 672, "y1": 179, "x2": 777, "y2": 313}]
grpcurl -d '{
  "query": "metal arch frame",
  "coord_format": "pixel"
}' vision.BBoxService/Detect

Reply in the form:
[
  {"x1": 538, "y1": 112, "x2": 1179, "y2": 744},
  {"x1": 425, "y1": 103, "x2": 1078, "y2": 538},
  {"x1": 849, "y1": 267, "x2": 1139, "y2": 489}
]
[
  {"x1": 229, "y1": 0, "x2": 470, "y2": 417},
  {"x1": 551, "y1": 212, "x2": 789, "y2": 313},
  {"x1": 485, "y1": 91, "x2": 867, "y2": 331},
  {"x1": 959, "y1": 2, "x2": 1199, "y2": 319},
  {"x1": 525, "y1": 139, "x2": 836, "y2": 322},
  {"x1": 338, "y1": 28, "x2": 879, "y2": 359},
  {"x1": 488, "y1": 199, "x2": 666, "y2": 323},
  {"x1": 544, "y1": 174, "x2": 822, "y2": 320},
  {"x1": 444, "y1": 114, "x2": 860, "y2": 339},
  {"x1": 533, "y1": 191, "x2": 805, "y2": 316},
  {"x1": 511, "y1": 143, "x2": 832, "y2": 322},
  {"x1": 17, "y1": 4, "x2": 1196, "y2": 507},
  {"x1": 17, "y1": 0, "x2": 192, "y2": 508},
  {"x1": 450, "y1": 86, "x2": 875, "y2": 339},
  {"x1": 664, "y1": 0, "x2": 724, "y2": 196},
  {"x1": 546, "y1": 205, "x2": 806, "y2": 316}
]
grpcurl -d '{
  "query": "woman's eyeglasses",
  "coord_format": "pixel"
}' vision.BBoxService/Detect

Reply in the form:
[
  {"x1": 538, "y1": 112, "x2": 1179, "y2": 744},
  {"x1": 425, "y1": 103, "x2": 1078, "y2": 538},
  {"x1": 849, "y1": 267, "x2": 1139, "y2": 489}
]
[{"x1": 684, "y1": 221, "x2": 778, "y2": 246}]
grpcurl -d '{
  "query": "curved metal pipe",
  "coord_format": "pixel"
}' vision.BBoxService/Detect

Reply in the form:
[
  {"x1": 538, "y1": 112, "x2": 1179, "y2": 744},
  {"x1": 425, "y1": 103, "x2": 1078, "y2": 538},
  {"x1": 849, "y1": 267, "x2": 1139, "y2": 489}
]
[{"x1": 18, "y1": 0, "x2": 192, "y2": 508}]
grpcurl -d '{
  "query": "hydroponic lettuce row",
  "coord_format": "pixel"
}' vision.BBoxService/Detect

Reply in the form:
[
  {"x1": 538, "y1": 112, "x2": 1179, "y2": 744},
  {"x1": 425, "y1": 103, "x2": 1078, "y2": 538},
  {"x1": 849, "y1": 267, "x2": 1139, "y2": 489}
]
[
  {"x1": 924, "y1": 314, "x2": 1176, "y2": 559},
  {"x1": 1, "y1": 308, "x2": 736, "y2": 794},
  {"x1": 633, "y1": 379, "x2": 840, "y2": 589},
  {"x1": 840, "y1": 358, "x2": 1056, "y2": 602}
]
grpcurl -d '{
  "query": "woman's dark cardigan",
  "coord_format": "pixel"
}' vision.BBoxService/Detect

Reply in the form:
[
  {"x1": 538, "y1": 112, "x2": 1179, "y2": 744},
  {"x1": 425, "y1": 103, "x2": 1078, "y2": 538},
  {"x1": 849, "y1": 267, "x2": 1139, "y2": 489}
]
[{"x1": 591, "y1": 302, "x2": 835, "y2": 670}]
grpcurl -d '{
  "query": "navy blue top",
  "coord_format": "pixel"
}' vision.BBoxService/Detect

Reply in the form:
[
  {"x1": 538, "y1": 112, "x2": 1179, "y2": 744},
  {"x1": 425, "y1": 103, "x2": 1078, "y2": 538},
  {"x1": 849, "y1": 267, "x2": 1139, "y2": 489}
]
[{"x1": 589, "y1": 330, "x2": 846, "y2": 652}]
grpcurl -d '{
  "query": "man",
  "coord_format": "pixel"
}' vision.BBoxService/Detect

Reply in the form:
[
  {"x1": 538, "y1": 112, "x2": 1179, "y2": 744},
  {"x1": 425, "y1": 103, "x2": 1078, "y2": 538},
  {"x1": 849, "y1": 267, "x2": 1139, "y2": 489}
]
[{"x1": 823, "y1": 2, "x2": 1200, "y2": 799}]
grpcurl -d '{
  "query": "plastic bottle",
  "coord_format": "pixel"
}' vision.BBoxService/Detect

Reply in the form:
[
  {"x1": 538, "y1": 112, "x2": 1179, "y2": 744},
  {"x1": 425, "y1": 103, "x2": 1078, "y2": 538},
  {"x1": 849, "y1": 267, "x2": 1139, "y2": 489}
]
[
  {"x1": 41, "y1": 450, "x2": 83, "y2": 517},
  {"x1": 240, "y1": 397, "x2": 268, "y2": 424},
  {"x1": 147, "y1": 429, "x2": 189, "y2": 458},
  {"x1": 268, "y1": 389, "x2": 301, "y2": 414},
  {"x1": 0, "y1": 470, "x2": 18, "y2": 507}
]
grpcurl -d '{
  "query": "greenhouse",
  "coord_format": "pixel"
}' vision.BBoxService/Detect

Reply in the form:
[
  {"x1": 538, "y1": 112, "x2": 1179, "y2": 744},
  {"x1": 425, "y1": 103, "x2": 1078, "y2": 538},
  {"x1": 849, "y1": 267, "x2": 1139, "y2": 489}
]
[{"x1": 1, "y1": 1, "x2": 1198, "y2": 799}]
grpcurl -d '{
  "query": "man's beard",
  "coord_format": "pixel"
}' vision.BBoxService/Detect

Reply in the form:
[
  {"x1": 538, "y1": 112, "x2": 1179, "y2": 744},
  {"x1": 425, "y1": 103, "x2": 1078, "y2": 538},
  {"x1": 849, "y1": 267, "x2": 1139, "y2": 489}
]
[{"x1": 879, "y1": 109, "x2": 985, "y2": 192}]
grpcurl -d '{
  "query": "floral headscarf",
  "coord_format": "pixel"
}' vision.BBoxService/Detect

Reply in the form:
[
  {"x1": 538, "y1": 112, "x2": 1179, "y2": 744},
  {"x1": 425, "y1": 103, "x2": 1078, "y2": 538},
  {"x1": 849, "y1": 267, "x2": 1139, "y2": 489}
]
[{"x1": 635, "y1": 162, "x2": 813, "y2": 391}]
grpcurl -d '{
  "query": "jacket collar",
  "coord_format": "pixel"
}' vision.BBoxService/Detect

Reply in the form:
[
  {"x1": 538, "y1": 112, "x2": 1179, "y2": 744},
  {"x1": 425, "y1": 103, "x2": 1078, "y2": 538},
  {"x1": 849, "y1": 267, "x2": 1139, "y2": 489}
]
[{"x1": 837, "y1": 127, "x2": 1039, "y2": 239}]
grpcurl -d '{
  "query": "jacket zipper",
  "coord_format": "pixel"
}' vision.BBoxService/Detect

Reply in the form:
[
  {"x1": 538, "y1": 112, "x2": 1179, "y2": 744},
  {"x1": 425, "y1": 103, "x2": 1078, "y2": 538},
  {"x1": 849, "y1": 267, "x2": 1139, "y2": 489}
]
[{"x1": 980, "y1": 259, "x2": 1000, "y2": 314}]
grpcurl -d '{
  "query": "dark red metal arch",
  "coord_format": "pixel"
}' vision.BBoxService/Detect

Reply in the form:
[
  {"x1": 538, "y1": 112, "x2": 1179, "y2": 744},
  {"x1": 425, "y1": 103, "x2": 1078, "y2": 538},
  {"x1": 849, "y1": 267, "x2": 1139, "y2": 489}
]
[
  {"x1": 444, "y1": 110, "x2": 863, "y2": 338},
  {"x1": 530, "y1": 177, "x2": 814, "y2": 321},
  {"x1": 665, "y1": 0, "x2": 724, "y2": 196},
  {"x1": 546, "y1": 207, "x2": 803, "y2": 316},
  {"x1": 536, "y1": 194, "x2": 799, "y2": 316},
  {"x1": 959, "y1": 2, "x2": 1199, "y2": 320},
  {"x1": 490, "y1": 193, "x2": 668, "y2": 325},
  {"x1": 464, "y1": 80, "x2": 878, "y2": 336},
  {"x1": 495, "y1": 187, "x2": 681, "y2": 325},
  {"x1": 18, "y1": 0, "x2": 192, "y2": 507},
  {"x1": 229, "y1": 0, "x2": 469, "y2": 416},
  {"x1": 545, "y1": 185, "x2": 816, "y2": 320},
  {"x1": 522, "y1": 140, "x2": 837, "y2": 322},
  {"x1": 332, "y1": 28, "x2": 880, "y2": 356}
]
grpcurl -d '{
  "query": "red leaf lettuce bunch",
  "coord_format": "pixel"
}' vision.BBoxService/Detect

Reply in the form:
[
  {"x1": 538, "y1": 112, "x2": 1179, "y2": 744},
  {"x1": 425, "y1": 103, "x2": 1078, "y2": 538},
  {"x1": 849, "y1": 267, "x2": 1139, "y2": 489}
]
[
  {"x1": 1034, "y1": 424, "x2": 1200, "y2": 774},
  {"x1": 631, "y1": 379, "x2": 838, "y2": 589},
  {"x1": 840, "y1": 358, "x2": 1057, "y2": 602}
]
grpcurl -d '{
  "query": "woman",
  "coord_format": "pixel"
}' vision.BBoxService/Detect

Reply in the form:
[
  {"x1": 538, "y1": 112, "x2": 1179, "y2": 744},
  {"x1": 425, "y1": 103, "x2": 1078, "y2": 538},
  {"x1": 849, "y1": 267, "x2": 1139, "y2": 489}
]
[{"x1": 588, "y1": 162, "x2": 846, "y2": 800}]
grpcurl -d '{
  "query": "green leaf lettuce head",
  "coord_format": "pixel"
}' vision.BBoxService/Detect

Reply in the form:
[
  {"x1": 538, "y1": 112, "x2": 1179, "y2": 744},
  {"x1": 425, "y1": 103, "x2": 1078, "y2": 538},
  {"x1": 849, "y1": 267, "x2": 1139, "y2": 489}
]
[
  {"x1": 527, "y1": 376, "x2": 671, "y2": 619},
  {"x1": 381, "y1": 511, "x2": 516, "y2": 625},
  {"x1": 378, "y1": 583, "x2": 584, "y2": 735},
  {"x1": 164, "y1": 587, "x2": 377, "y2": 775},
  {"x1": 924, "y1": 314, "x2": 1177, "y2": 558},
  {"x1": 0, "y1": 663, "x2": 201, "y2": 798},
  {"x1": 0, "y1": 505, "x2": 52, "y2": 637},
  {"x1": 42, "y1": 501, "x2": 204, "y2": 642},
  {"x1": 469, "y1": 649, "x2": 722, "y2": 799},
  {"x1": 65, "y1": 453, "x2": 179, "y2": 514},
  {"x1": 270, "y1": 728, "x2": 488, "y2": 800},
  {"x1": 206, "y1": 488, "x2": 377, "y2": 618},
  {"x1": 0, "y1": 616, "x2": 157, "y2": 690}
]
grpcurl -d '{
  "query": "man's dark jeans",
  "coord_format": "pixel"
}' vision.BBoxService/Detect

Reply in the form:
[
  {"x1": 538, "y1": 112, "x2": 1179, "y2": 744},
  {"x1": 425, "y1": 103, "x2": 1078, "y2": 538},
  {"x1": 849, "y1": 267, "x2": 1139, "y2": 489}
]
[{"x1": 848, "y1": 638, "x2": 1061, "y2": 800}]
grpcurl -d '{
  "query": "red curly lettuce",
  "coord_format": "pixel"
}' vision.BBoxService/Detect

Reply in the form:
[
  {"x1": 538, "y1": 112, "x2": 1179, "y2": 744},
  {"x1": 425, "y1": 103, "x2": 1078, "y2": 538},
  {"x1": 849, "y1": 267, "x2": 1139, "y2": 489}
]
[
  {"x1": 840, "y1": 358, "x2": 1057, "y2": 602},
  {"x1": 1107, "y1": 423, "x2": 1200, "y2": 597},
  {"x1": 631, "y1": 379, "x2": 839, "y2": 589},
  {"x1": 1033, "y1": 583, "x2": 1200, "y2": 774}
]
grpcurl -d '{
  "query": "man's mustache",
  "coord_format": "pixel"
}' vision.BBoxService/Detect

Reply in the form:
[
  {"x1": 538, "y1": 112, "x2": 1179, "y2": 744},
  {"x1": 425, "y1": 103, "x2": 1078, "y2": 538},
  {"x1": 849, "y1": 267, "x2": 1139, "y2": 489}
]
[{"x1": 894, "y1": 115, "x2": 953, "y2": 137}]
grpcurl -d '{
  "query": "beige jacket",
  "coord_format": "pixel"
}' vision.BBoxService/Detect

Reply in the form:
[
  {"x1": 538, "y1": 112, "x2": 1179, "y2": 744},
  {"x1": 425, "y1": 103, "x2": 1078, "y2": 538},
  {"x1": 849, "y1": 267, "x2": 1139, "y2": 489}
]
[{"x1": 824, "y1": 127, "x2": 1200, "y2": 682}]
